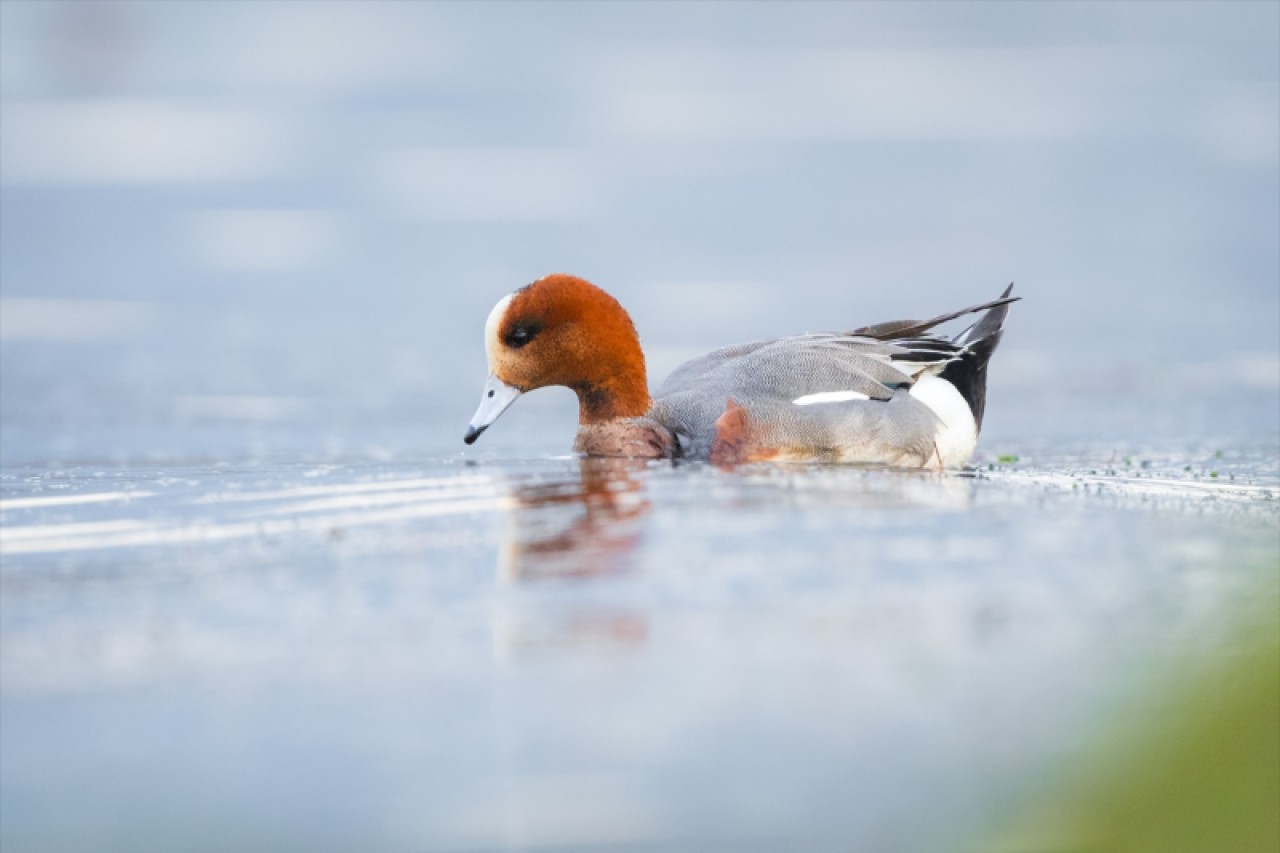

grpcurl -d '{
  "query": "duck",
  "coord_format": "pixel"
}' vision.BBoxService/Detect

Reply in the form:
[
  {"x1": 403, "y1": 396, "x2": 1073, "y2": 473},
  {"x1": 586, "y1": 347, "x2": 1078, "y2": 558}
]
[{"x1": 463, "y1": 274, "x2": 1017, "y2": 467}]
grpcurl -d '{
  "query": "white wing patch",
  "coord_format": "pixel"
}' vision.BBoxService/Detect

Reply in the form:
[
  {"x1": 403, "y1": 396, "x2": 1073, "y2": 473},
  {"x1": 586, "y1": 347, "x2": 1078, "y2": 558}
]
[{"x1": 792, "y1": 390, "x2": 871, "y2": 406}]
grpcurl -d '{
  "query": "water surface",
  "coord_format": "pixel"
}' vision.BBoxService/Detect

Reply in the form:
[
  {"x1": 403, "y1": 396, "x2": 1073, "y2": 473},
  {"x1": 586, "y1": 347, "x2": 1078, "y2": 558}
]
[{"x1": 2, "y1": 441, "x2": 1276, "y2": 851}]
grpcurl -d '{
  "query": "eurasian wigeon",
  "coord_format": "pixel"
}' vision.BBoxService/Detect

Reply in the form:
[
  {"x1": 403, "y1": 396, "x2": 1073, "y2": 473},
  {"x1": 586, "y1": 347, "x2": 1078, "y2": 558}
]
[{"x1": 464, "y1": 274, "x2": 1017, "y2": 467}]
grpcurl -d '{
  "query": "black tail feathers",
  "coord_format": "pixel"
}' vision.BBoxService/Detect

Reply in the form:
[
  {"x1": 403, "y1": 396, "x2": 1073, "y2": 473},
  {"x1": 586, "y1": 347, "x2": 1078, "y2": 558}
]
[{"x1": 940, "y1": 283, "x2": 1014, "y2": 432}]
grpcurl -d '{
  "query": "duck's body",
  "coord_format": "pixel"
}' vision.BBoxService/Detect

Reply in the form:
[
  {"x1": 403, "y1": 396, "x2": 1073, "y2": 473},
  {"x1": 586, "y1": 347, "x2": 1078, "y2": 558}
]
[{"x1": 465, "y1": 275, "x2": 1016, "y2": 468}]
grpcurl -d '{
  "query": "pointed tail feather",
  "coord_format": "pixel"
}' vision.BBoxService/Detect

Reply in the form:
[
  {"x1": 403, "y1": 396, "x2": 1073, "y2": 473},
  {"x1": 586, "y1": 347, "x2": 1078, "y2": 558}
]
[
  {"x1": 940, "y1": 284, "x2": 1015, "y2": 432},
  {"x1": 850, "y1": 283, "x2": 1019, "y2": 341},
  {"x1": 953, "y1": 282, "x2": 1015, "y2": 346}
]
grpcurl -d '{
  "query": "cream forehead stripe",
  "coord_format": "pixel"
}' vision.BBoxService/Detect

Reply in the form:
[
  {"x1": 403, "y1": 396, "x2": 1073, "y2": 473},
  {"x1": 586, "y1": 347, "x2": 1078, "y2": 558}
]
[{"x1": 483, "y1": 292, "x2": 515, "y2": 368}]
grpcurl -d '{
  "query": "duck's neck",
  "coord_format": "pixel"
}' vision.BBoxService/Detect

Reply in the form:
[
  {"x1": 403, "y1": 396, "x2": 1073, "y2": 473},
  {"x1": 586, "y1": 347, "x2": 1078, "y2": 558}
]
[{"x1": 572, "y1": 363, "x2": 651, "y2": 423}]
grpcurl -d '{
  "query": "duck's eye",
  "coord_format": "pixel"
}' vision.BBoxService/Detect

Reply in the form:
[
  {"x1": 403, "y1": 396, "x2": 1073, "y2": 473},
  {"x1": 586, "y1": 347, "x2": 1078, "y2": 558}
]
[{"x1": 503, "y1": 322, "x2": 540, "y2": 349}]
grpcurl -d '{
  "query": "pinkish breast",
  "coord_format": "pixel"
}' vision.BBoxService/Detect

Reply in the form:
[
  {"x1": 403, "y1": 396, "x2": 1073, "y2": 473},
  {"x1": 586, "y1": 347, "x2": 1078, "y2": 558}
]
[{"x1": 573, "y1": 418, "x2": 674, "y2": 459}]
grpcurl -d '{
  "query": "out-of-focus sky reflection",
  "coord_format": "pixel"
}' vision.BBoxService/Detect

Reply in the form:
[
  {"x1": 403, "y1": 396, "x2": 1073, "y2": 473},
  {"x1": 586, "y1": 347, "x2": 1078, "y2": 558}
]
[{"x1": 1, "y1": 0, "x2": 1277, "y2": 464}]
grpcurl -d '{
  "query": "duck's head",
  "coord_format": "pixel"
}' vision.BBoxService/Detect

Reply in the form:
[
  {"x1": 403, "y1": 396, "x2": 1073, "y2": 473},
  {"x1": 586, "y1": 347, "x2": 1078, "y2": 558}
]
[{"x1": 464, "y1": 274, "x2": 651, "y2": 445}]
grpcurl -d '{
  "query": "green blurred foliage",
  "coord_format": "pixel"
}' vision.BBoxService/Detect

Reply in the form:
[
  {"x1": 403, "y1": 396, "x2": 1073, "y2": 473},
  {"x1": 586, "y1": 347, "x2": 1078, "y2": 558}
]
[{"x1": 990, "y1": 584, "x2": 1279, "y2": 853}]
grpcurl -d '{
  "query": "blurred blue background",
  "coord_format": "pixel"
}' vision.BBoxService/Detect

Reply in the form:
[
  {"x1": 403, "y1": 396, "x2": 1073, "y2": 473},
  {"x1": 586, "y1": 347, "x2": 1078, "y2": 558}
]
[{"x1": 2, "y1": 0, "x2": 1277, "y2": 464}]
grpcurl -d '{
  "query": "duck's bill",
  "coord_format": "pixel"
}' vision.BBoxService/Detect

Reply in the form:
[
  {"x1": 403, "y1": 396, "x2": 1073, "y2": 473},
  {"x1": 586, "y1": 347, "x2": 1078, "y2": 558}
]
[{"x1": 464, "y1": 374, "x2": 522, "y2": 444}]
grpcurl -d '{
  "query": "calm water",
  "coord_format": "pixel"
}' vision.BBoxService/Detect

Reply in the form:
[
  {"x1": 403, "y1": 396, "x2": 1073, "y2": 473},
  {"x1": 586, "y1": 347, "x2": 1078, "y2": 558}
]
[
  {"x1": 2, "y1": 431, "x2": 1278, "y2": 851},
  {"x1": 2, "y1": 2, "x2": 1278, "y2": 850}
]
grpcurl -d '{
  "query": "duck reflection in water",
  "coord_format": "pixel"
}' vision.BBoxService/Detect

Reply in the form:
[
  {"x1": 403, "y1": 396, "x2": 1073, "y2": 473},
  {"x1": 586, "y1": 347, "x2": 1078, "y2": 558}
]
[{"x1": 497, "y1": 456, "x2": 654, "y2": 583}]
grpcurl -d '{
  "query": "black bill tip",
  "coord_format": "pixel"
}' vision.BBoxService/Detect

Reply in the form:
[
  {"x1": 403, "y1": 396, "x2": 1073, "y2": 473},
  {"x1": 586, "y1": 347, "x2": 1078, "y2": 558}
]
[{"x1": 463, "y1": 425, "x2": 486, "y2": 445}]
